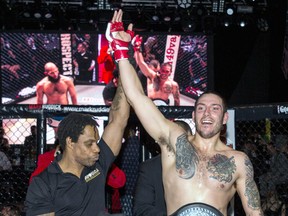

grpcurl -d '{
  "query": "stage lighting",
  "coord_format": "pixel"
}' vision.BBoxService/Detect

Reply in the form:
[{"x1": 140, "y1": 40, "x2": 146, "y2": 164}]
[
  {"x1": 225, "y1": 4, "x2": 235, "y2": 16},
  {"x1": 219, "y1": 0, "x2": 225, "y2": 13},
  {"x1": 152, "y1": 15, "x2": 159, "y2": 22},
  {"x1": 237, "y1": 16, "x2": 248, "y2": 28},
  {"x1": 212, "y1": 0, "x2": 218, "y2": 13},
  {"x1": 181, "y1": 15, "x2": 197, "y2": 32},
  {"x1": 163, "y1": 14, "x2": 172, "y2": 22},
  {"x1": 152, "y1": 6, "x2": 160, "y2": 22},
  {"x1": 34, "y1": 12, "x2": 41, "y2": 19},
  {"x1": 176, "y1": 0, "x2": 192, "y2": 9},
  {"x1": 23, "y1": 11, "x2": 31, "y2": 18},
  {"x1": 44, "y1": 9, "x2": 52, "y2": 19},
  {"x1": 221, "y1": 16, "x2": 233, "y2": 27}
]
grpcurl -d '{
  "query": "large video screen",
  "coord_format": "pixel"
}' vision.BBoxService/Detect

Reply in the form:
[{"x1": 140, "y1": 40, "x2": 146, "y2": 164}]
[
  {"x1": 99, "y1": 33, "x2": 211, "y2": 106},
  {"x1": 1, "y1": 31, "x2": 212, "y2": 106}
]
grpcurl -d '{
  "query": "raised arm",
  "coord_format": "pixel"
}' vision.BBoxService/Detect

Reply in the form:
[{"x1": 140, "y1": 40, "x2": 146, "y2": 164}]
[
  {"x1": 236, "y1": 153, "x2": 263, "y2": 215},
  {"x1": 134, "y1": 49, "x2": 155, "y2": 80},
  {"x1": 101, "y1": 78, "x2": 130, "y2": 156},
  {"x1": 105, "y1": 10, "x2": 176, "y2": 146}
]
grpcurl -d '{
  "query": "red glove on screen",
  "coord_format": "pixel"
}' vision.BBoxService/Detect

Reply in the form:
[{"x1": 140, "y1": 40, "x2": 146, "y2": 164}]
[
  {"x1": 105, "y1": 21, "x2": 134, "y2": 62},
  {"x1": 131, "y1": 35, "x2": 143, "y2": 52}
]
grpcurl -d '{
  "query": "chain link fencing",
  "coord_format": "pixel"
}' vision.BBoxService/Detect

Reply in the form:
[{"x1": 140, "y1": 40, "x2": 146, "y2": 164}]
[{"x1": 0, "y1": 105, "x2": 287, "y2": 215}]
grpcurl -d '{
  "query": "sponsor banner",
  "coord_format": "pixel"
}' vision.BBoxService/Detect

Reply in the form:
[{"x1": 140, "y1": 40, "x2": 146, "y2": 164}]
[
  {"x1": 60, "y1": 33, "x2": 73, "y2": 76},
  {"x1": 164, "y1": 35, "x2": 181, "y2": 79}
]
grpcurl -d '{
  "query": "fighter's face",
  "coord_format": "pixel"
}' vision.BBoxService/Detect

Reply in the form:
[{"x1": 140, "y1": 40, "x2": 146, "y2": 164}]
[
  {"x1": 46, "y1": 68, "x2": 59, "y2": 80},
  {"x1": 193, "y1": 93, "x2": 228, "y2": 139},
  {"x1": 46, "y1": 67, "x2": 60, "y2": 83},
  {"x1": 72, "y1": 125, "x2": 100, "y2": 167},
  {"x1": 159, "y1": 65, "x2": 171, "y2": 80}
]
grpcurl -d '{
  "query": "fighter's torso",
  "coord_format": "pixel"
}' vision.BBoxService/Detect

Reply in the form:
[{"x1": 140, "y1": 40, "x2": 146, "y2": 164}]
[
  {"x1": 147, "y1": 78, "x2": 174, "y2": 102},
  {"x1": 43, "y1": 78, "x2": 69, "y2": 104},
  {"x1": 161, "y1": 140, "x2": 240, "y2": 216}
]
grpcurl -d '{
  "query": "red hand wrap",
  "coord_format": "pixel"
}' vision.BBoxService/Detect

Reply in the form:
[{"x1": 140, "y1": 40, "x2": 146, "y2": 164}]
[
  {"x1": 110, "y1": 39, "x2": 130, "y2": 62},
  {"x1": 110, "y1": 22, "x2": 124, "y2": 32},
  {"x1": 126, "y1": 30, "x2": 135, "y2": 39},
  {"x1": 106, "y1": 21, "x2": 135, "y2": 62},
  {"x1": 131, "y1": 35, "x2": 142, "y2": 52}
]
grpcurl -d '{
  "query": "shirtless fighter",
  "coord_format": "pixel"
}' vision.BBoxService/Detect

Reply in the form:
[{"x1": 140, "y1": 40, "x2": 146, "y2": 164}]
[
  {"x1": 105, "y1": 10, "x2": 263, "y2": 216},
  {"x1": 36, "y1": 62, "x2": 77, "y2": 105},
  {"x1": 133, "y1": 35, "x2": 180, "y2": 106}
]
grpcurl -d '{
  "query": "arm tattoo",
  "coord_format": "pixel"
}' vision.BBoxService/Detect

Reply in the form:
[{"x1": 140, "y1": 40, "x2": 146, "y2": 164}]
[
  {"x1": 207, "y1": 154, "x2": 236, "y2": 183},
  {"x1": 176, "y1": 134, "x2": 199, "y2": 179},
  {"x1": 244, "y1": 156, "x2": 262, "y2": 210}
]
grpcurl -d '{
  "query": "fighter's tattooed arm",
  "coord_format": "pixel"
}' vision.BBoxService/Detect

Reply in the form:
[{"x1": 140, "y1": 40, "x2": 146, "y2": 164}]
[
  {"x1": 244, "y1": 156, "x2": 262, "y2": 211},
  {"x1": 175, "y1": 133, "x2": 199, "y2": 179}
]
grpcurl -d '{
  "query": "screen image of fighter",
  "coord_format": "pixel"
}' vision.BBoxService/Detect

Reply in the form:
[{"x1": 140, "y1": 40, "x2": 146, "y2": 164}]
[{"x1": 1, "y1": 32, "x2": 210, "y2": 106}]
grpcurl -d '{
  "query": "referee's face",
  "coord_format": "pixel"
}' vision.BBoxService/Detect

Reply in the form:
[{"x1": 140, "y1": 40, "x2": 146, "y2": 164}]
[{"x1": 73, "y1": 125, "x2": 100, "y2": 167}]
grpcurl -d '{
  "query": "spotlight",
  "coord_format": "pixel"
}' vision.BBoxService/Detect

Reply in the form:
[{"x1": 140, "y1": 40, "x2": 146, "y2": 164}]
[
  {"x1": 152, "y1": 6, "x2": 160, "y2": 22},
  {"x1": 239, "y1": 20, "x2": 245, "y2": 27},
  {"x1": 34, "y1": 12, "x2": 42, "y2": 19},
  {"x1": 23, "y1": 11, "x2": 31, "y2": 18},
  {"x1": 181, "y1": 15, "x2": 197, "y2": 32},
  {"x1": 22, "y1": 3, "x2": 31, "y2": 18},
  {"x1": 225, "y1": 4, "x2": 235, "y2": 16},
  {"x1": 44, "y1": 9, "x2": 52, "y2": 19},
  {"x1": 237, "y1": 16, "x2": 249, "y2": 28},
  {"x1": 152, "y1": 14, "x2": 160, "y2": 22},
  {"x1": 160, "y1": 5, "x2": 173, "y2": 23},
  {"x1": 163, "y1": 15, "x2": 171, "y2": 22},
  {"x1": 221, "y1": 16, "x2": 233, "y2": 27},
  {"x1": 176, "y1": 0, "x2": 192, "y2": 9}
]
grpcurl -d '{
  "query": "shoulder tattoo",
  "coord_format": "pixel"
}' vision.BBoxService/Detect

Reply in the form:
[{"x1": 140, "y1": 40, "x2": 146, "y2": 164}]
[{"x1": 176, "y1": 133, "x2": 199, "y2": 179}]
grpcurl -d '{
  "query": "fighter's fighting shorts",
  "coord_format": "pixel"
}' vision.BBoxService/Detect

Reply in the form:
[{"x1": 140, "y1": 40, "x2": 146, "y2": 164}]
[
  {"x1": 152, "y1": 98, "x2": 170, "y2": 106},
  {"x1": 170, "y1": 203, "x2": 224, "y2": 216}
]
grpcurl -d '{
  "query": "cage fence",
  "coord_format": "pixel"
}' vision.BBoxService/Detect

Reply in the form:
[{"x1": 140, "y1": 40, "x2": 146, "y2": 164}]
[{"x1": 0, "y1": 104, "x2": 287, "y2": 215}]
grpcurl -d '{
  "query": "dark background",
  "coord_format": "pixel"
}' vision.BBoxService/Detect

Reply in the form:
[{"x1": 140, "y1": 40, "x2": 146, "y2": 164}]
[{"x1": 213, "y1": 0, "x2": 287, "y2": 106}]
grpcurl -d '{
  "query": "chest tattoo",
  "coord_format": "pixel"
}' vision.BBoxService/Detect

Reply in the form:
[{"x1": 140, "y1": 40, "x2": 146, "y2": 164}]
[
  {"x1": 207, "y1": 154, "x2": 236, "y2": 183},
  {"x1": 176, "y1": 134, "x2": 199, "y2": 179}
]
